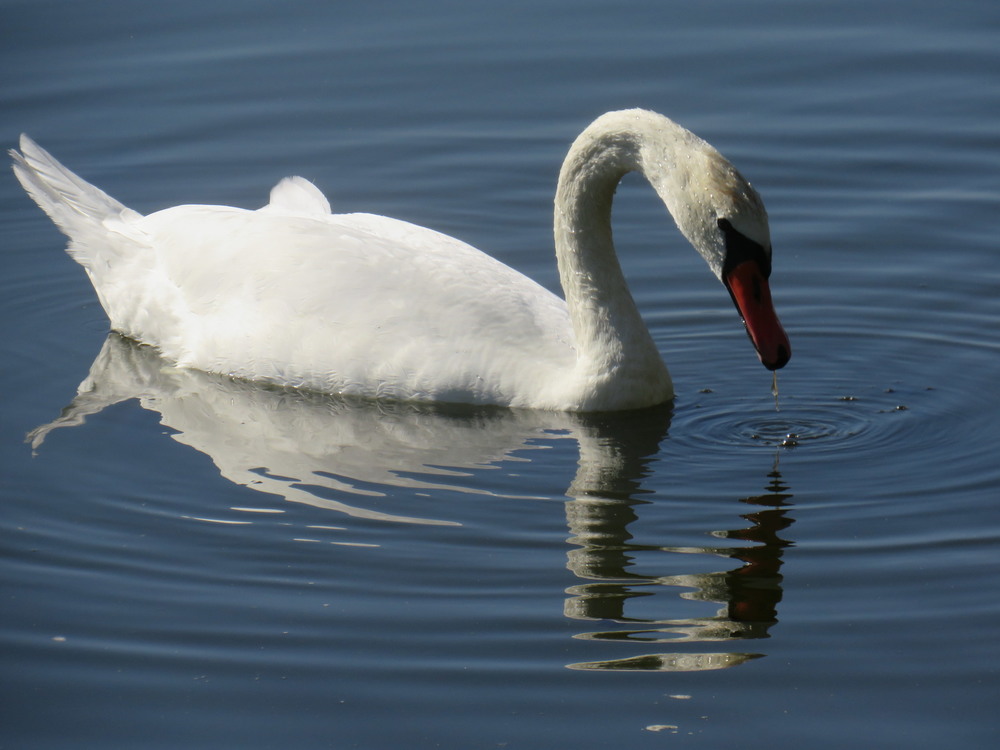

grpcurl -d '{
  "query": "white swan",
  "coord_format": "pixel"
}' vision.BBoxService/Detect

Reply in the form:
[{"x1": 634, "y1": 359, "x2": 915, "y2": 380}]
[{"x1": 11, "y1": 109, "x2": 789, "y2": 412}]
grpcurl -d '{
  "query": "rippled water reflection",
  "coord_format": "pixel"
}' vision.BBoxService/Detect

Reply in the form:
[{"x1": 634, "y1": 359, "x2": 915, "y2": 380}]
[
  {"x1": 565, "y1": 465, "x2": 793, "y2": 671},
  {"x1": 26, "y1": 334, "x2": 802, "y2": 676}
]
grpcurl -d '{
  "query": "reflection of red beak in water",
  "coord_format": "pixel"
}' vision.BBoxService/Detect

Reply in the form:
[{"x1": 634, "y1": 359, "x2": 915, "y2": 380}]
[{"x1": 718, "y1": 218, "x2": 791, "y2": 371}]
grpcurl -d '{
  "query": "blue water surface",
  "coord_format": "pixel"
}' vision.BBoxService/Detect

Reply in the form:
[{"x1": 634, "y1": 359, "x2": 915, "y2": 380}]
[{"x1": 3, "y1": 1, "x2": 999, "y2": 748}]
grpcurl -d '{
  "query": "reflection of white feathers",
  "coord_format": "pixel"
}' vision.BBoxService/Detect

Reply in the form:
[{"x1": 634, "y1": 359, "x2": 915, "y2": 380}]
[{"x1": 29, "y1": 335, "x2": 616, "y2": 525}]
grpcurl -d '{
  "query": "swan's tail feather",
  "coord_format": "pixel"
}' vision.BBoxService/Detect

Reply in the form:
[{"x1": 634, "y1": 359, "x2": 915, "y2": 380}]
[{"x1": 10, "y1": 135, "x2": 146, "y2": 269}]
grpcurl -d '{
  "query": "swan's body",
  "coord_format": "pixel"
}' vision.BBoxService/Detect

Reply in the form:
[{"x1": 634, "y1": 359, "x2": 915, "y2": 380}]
[{"x1": 11, "y1": 109, "x2": 789, "y2": 412}]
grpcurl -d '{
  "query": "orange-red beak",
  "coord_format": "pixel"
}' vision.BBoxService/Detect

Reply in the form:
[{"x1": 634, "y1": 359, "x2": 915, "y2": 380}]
[{"x1": 724, "y1": 260, "x2": 791, "y2": 371}]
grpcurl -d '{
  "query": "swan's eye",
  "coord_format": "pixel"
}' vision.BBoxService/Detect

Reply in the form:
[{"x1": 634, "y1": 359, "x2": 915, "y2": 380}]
[{"x1": 717, "y1": 217, "x2": 771, "y2": 278}]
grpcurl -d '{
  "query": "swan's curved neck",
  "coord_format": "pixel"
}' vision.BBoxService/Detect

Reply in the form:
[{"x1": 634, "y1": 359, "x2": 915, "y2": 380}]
[{"x1": 553, "y1": 112, "x2": 677, "y2": 405}]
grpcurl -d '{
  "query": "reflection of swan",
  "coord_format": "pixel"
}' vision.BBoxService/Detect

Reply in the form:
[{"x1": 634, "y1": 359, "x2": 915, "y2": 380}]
[
  {"x1": 32, "y1": 336, "x2": 792, "y2": 670},
  {"x1": 564, "y1": 465, "x2": 795, "y2": 672},
  {"x1": 32, "y1": 335, "x2": 672, "y2": 526},
  {"x1": 28, "y1": 335, "x2": 580, "y2": 525},
  {"x1": 11, "y1": 110, "x2": 789, "y2": 411}
]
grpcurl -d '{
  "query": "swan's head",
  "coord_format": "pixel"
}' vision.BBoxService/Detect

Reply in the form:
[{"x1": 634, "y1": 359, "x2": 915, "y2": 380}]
[
  {"x1": 641, "y1": 118, "x2": 791, "y2": 371},
  {"x1": 558, "y1": 109, "x2": 791, "y2": 374}
]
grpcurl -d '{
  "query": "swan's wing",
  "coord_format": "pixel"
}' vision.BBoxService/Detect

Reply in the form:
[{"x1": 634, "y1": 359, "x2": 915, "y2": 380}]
[
  {"x1": 259, "y1": 176, "x2": 332, "y2": 217},
  {"x1": 133, "y1": 205, "x2": 575, "y2": 405}
]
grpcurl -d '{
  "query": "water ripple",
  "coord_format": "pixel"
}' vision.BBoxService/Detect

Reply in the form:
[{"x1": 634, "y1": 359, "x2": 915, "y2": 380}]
[{"x1": 672, "y1": 387, "x2": 917, "y2": 457}]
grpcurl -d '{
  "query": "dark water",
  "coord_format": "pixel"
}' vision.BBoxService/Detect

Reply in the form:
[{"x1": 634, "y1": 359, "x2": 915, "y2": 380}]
[{"x1": 3, "y1": 1, "x2": 999, "y2": 748}]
